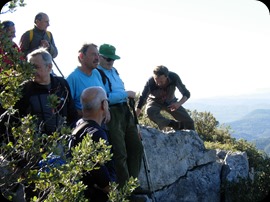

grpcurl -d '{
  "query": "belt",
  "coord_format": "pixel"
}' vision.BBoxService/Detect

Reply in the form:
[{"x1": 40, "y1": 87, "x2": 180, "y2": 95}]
[{"x1": 109, "y1": 102, "x2": 128, "y2": 107}]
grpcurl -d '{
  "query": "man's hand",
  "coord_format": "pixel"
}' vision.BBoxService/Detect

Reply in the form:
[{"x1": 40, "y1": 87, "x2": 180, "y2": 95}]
[
  {"x1": 94, "y1": 184, "x2": 111, "y2": 193},
  {"x1": 40, "y1": 40, "x2": 50, "y2": 48},
  {"x1": 168, "y1": 102, "x2": 181, "y2": 111},
  {"x1": 101, "y1": 185, "x2": 111, "y2": 193},
  {"x1": 168, "y1": 96, "x2": 188, "y2": 111},
  {"x1": 136, "y1": 108, "x2": 141, "y2": 117},
  {"x1": 126, "y1": 90, "x2": 136, "y2": 98}
]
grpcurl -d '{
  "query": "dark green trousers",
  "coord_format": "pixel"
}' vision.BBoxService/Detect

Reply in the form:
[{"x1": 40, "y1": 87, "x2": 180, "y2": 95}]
[
  {"x1": 146, "y1": 100, "x2": 195, "y2": 130},
  {"x1": 107, "y1": 104, "x2": 143, "y2": 187}
]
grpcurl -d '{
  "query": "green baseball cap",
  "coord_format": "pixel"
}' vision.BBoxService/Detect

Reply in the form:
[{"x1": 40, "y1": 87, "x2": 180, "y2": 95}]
[{"x1": 99, "y1": 44, "x2": 120, "y2": 60}]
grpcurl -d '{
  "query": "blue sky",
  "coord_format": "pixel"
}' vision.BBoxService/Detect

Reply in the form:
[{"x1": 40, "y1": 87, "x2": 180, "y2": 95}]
[{"x1": 1, "y1": 0, "x2": 270, "y2": 99}]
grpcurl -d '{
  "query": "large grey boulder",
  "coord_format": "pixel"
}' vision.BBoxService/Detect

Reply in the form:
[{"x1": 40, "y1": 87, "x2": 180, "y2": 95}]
[
  {"x1": 224, "y1": 151, "x2": 249, "y2": 182},
  {"x1": 137, "y1": 126, "x2": 249, "y2": 202}
]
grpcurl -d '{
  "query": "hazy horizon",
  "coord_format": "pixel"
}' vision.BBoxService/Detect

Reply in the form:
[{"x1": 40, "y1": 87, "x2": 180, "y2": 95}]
[{"x1": 1, "y1": 0, "x2": 270, "y2": 99}]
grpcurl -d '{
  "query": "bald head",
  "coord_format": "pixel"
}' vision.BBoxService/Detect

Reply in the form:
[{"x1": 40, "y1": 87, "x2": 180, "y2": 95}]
[
  {"x1": 81, "y1": 86, "x2": 107, "y2": 112},
  {"x1": 34, "y1": 12, "x2": 50, "y2": 30}
]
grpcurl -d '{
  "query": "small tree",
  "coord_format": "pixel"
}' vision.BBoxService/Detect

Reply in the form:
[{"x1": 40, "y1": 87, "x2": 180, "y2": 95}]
[{"x1": 1, "y1": 0, "x2": 26, "y2": 14}]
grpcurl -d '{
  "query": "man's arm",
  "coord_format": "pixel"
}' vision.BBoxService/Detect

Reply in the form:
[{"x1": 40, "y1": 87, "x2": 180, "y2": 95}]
[
  {"x1": 103, "y1": 69, "x2": 129, "y2": 104},
  {"x1": 91, "y1": 129, "x2": 115, "y2": 191},
  {"x1": 19, "y1": 31, "x2": 31, "y2": 57},
  {"x1": 136, "y1": 78, "x2": 152, "y2": 116},
  {"x1": 48, "y1": 33, "x2": 58, "y2": 58},
  {"x1": 173, "y1": 72, "x2": 190, "y2": 99},
  {"x1": 168, "y1": 72, "x2": 191, "y2": 111},
  {"x1": 64, "y1": 79, "x2": 79, "y2": 126},
  {"x1": 168, "y1": 95, "x2": 188, "y2": 111}
]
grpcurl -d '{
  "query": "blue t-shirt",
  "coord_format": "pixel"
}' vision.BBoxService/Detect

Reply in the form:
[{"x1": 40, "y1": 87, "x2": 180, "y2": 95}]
[{"x1": 66, "y1": 67, "x2": 105, "y2": 110}]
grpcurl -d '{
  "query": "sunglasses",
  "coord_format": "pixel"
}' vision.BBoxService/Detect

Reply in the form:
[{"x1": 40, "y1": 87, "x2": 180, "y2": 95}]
[{"x1": 101, "y1": 55, "x2": 115, "y2": 62}]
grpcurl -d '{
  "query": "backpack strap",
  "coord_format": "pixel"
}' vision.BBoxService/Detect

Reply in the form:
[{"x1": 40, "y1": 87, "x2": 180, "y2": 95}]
[
  {"x1": 114, "y1": 68, "x2": 119, "y2": 76},
  {"x1": 96, "y1": 68, "x2": 112, "y2": 92},
  {"x1": 68, "y1": 120, "x2": 90, "y2": 149},
  {"x1": 72, "y1": 120, "x2": 89, "y2": 137},
  {"x1": 96, "y1": 68, "x2": 119, "y2": 92},
  {"x1": 46, "y1": 31, "x2": 51, "y2": 41},
  {"x1": 29, "y1": 29, "x2": 33, "y2": 42},
  {"x1": 96, "y1": 68, "x2": 107, "y2": 86},
  {"x1": 29, "y1": 29, "x2": 52, "y2": 43}
]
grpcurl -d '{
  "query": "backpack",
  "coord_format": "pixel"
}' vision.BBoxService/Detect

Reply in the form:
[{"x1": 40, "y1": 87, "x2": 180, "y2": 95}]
[
  {"x1": 68, "y1": 120, "x2": 90, "y2": 150},
  {"x1": 29, "y1": 29, "x2": 51, "y2": 43},
  {"x1": 96, "y1": 68, "x2": 119, "y2": 92}
]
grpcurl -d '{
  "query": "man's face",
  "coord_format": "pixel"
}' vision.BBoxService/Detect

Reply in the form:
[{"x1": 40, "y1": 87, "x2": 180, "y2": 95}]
[
  {"x1": 99, "y1": 55, "x2": 115, "y2": 70},
  {"x1": 81, "y1": 46, "x2": 99, "y2": 69},
  {"x1": 30, "y1": 54, "x2": 51, "y2": 84},
  {"x1": 6, "y1": 26, "x2": 16, "y2": 40},
  {"x1": 153, "y1": 74, "x2": 168, "y2": 87},
  {"x1": 36, "y1": 14, "x2": 50, "y2": 30}
]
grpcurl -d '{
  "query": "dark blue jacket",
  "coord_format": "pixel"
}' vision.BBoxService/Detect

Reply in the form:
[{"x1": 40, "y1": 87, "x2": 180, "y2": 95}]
[{"x1": 15, "y1": 75, "x2": 78, "y2": 134}]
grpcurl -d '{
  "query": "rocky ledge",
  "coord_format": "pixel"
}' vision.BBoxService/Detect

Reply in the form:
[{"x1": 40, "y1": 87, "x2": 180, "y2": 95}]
[{"x1": 137, "y1": 126, "x2": 249, "y2": 202}]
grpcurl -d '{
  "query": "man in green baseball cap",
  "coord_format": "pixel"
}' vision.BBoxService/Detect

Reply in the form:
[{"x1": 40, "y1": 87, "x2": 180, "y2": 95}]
[
  {"x1": 97, "y1": 44, "x2": 145, "y2": 197},
  {"x1": 99, "y1": 44, "x2": 120, "y2": 61}
]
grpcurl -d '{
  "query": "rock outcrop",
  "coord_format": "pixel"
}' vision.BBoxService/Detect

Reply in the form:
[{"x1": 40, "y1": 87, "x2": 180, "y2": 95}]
[{"x1": 137, "y1": 126, "x2": 249, "y2": 202}]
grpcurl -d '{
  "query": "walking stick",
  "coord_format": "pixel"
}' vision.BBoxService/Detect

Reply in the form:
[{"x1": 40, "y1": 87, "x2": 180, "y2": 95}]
[
  {"x1": 129, "y1": 98, "x2": 157, "y2": 202},
  {"x1": 52, "y1": 59, "x2": 65, "y2": 78}
]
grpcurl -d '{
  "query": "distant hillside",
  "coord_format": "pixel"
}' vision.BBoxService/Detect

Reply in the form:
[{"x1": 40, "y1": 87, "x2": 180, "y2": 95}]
[
  {"x1": 225, "y1": 109, "x2": 270, "y2": 141},
  {"x1": 253, "y1": 137, "x2": 270, "y2": 156},
  {"x1": 185, "y1": 91, "x2": 270, "y2": 123},
  {"x1": 225, "y1": 109, "x2": 270, "y2": 156},
  {"x1": 184, "y1": 92, "x2": 270, "y2": 156}
]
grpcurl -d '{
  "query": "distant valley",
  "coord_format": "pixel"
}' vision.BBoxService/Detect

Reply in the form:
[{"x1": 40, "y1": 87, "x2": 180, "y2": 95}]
[
  {"x1": 185, "y1": 91, "x2": 270, "y2": 124},
  {"x1": 185, "y1": 91, "x2": 270, "y2": 155}
]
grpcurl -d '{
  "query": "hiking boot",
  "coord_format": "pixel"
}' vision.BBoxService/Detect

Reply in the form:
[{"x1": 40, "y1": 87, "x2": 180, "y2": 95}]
[
  {"x1": 133, "y1": 186, "x2": 151, "y2": 195},
  {"x1": 168, "y1": 120, "x2": 181, "y2": 130}
]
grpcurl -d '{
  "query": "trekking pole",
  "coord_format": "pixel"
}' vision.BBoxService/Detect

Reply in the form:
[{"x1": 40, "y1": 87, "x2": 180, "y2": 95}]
[
  {"x1": 52, "y1": 59, "x2": 65, "y2": 78},
  {"x1": 129, "y1": 98, "x2": 157, "y2": 202}
]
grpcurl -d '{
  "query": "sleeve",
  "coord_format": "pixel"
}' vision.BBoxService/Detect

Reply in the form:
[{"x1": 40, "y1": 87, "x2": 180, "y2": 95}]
[
  {"x1": 91, "y1": 166, "x2": 112, "y2": 188},
  {"x1": 91, "y1": 129, "x2": 114, "y2": 187},
  {"x1": 103, "y1": 69, "x2": 128, "y2": 104},
  {"x1": 66, "y1": 75, "x2": 74, "y2": 98},
  {"x1": 172, "y1": 72, "x2": 190, "y2": 99},
  {"x1": 19, "y1": 31, "x2": 31, "y2": 58},
  {"x1": 14, "y1": 83, "x2": 30, "y2": 117},
  {"x1": 137, "y1": 78, "x2": 152, "y2": 109},
  {"x1": 48, "y1": 33, "x2": 58, "y2": 58},
  {"x1": 64, "y1": 79, "x2": 78, "y2": 128}
]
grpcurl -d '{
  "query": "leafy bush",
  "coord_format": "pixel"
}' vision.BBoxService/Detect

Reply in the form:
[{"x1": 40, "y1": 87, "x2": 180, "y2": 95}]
[{"x1": 0, "y1": 20, "x2": 137, "y2": 201}]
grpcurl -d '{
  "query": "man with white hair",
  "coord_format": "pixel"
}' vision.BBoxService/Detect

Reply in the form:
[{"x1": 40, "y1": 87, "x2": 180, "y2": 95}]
[{"x1": 15, "y1": 47, "x2": 77, "y2": 134}]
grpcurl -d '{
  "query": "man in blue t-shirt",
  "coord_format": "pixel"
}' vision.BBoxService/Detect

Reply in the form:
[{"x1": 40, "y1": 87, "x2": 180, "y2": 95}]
[{"x1": 66, "y1": 43, "x2": 107, "y2": 119}]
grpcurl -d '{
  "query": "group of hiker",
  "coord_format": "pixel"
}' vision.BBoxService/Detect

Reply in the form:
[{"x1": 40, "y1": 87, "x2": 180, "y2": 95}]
[{"x1": 0, "y1": 12, "x2": 195, "y2": 202}]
